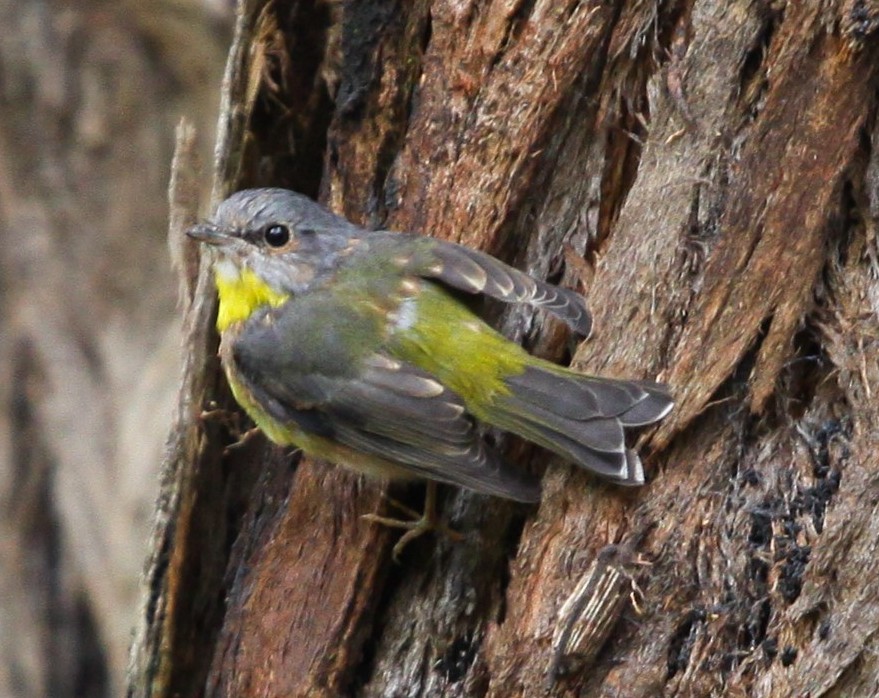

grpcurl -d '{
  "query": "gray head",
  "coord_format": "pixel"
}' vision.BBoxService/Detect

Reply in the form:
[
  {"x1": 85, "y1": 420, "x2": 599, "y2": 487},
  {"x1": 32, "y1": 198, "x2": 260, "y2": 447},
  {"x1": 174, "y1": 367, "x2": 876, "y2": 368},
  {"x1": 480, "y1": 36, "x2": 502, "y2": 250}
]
[{"x1": 187, "y1": 188, "x2": 361, "y2": 294}]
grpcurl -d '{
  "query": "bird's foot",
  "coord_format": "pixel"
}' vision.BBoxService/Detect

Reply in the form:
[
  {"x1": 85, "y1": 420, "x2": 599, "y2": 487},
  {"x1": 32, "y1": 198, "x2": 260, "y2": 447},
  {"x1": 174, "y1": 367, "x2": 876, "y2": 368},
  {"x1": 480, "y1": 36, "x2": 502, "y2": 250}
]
[
  {"x1": 223, "y1": 426, "x2": 262, "y2": 455},
  {"x1": 200, "y1": 402, "x2": 261, "y2": 453},
  {"x1": 362, "y1": 484, "x2": 463, "y2": 561}
]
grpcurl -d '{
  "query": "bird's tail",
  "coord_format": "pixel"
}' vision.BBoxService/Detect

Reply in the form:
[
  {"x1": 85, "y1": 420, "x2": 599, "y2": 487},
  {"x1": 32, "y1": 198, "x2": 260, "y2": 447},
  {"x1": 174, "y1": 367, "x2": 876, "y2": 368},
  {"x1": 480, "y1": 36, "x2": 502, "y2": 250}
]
[{"x1": 490, "y1": 364, "x2": 673, "y2": 485}]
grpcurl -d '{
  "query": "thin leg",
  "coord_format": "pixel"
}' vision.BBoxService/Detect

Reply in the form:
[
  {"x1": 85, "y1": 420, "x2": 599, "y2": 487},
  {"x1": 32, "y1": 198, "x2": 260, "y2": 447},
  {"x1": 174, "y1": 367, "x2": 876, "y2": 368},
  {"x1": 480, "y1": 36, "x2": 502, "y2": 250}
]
[
  {"x1": 223, "y1": 426, "x2": 262, "y2": 454},
  {"x1": 200, "y1": 405, "x2": 261, "y2": 454},
  {"x1": 362, "y1": 483, "x2": 463, "y2": 560}
]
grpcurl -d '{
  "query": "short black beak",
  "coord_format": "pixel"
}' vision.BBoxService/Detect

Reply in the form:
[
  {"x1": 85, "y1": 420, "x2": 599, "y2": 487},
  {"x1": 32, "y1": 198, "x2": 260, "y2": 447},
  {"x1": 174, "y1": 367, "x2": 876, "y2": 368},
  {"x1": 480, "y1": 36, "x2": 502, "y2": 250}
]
[{"x1": 186, "y1": 223, "x2": 232, "y2": 246}]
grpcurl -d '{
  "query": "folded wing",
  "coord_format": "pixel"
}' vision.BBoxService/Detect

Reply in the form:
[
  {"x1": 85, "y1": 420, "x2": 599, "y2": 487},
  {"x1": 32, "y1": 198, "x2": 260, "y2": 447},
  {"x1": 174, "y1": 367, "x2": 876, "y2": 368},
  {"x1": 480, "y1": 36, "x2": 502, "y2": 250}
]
[{"x1": 232, "y1": 299, "x2": 540, "y2": 502}]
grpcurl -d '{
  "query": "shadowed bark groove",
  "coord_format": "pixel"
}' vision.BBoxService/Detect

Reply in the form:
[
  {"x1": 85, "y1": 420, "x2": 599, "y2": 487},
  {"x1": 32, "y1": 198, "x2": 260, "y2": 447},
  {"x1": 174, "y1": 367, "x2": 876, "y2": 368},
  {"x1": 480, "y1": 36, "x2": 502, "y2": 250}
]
[{"x1": 128, "y1": 0, "x2": 879, "y2": 696}]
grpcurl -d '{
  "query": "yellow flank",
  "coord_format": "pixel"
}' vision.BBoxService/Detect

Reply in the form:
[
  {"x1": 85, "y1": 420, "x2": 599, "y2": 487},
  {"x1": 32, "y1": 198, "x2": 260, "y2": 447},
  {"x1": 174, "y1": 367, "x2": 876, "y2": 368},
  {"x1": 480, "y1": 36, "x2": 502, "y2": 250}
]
[{"x1": 214, "y1": 266, "x2": 290, "y2": 332}]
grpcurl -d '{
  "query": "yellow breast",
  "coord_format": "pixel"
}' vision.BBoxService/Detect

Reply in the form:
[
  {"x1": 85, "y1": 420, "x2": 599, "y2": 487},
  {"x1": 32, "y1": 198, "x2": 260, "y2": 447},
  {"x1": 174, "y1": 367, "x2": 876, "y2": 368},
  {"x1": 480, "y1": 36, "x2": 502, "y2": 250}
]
[{"x1": 214, "y1": 265, "x2": 290, "y2": 332}]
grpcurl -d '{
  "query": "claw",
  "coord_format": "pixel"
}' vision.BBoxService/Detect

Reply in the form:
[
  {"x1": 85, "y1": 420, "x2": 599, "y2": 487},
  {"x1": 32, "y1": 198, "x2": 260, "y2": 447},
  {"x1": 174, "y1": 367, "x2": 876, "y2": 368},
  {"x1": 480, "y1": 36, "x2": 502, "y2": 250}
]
[
  {"x1": 223, "y1": 426, "x2": 262, "y2": 454},
  {"x1": 362, "y1": 483, "x2": 464, "y2": 561},
  {"x1": 199, "y1": 404, "x2": 261, "y2": 453}
]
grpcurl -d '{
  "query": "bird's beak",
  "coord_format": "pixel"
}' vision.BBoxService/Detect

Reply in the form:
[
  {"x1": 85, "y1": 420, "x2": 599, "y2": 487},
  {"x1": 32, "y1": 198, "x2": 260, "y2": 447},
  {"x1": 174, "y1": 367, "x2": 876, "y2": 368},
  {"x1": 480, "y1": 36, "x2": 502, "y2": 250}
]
[{"x1": 186, "y1": 223, "x2": 233, "y2": 246}]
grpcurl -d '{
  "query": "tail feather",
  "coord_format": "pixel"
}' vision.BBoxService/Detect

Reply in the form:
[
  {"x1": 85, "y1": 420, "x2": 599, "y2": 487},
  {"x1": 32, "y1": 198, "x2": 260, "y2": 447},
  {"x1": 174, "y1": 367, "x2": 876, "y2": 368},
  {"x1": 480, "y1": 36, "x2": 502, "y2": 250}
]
[
  {"x1": 493, "y1": 404, "x2": 636, "y2": 483},
  {"x1": 501, "y1": 401, "x2": 625, "y2": 454},
  {"x1": 492, "y1": 365, "x2": 673, "y2": 485},
  {"x1": 618, "y1": 385, "x2": 675, "y2": 427},
  {"x1": 505, "y1": 370, "x2": 647, "y2": 420}
]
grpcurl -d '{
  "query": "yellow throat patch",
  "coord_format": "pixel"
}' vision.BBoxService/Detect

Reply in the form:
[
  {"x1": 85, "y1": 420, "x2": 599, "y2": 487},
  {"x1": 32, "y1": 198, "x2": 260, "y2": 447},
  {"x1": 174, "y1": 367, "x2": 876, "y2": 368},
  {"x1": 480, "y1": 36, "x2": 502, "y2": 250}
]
[{"x1": 214, "y1": 265, "x2": 290, "y2": 331}]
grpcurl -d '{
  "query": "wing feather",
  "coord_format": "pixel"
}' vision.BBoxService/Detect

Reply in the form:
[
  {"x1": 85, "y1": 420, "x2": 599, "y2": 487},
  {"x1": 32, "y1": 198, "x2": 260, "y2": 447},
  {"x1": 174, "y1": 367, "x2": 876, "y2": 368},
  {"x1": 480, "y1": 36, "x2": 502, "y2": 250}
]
[
  {"x1": 424, "y1": 241, "x2": 593, "y2": 336},
  {"x1": 370, "y1": 233, "x2": 592, "y2": 336}
]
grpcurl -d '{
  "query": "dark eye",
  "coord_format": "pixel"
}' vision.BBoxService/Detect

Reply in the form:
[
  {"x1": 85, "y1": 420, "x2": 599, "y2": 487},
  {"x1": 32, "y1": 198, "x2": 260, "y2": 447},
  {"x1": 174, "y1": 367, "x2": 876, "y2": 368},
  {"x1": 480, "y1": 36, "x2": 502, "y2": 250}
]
[{"x1": 263, "y1": 224, "x2": 290, "y2": 247}]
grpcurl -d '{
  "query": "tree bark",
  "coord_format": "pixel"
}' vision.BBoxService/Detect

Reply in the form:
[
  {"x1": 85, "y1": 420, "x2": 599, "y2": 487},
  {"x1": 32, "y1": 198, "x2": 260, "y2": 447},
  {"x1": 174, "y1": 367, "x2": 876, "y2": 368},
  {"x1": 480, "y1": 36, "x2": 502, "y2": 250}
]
[{"x1": 130, "y1": 0, "x2": 879, "y2": 696}]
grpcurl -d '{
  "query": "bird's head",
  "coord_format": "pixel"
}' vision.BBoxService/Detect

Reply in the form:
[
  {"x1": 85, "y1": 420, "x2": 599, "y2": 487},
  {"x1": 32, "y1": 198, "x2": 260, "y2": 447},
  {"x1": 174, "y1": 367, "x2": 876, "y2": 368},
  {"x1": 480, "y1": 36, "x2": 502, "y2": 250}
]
[{"x1": 187, "y1": 188, "x2": 360, "y2": 297}]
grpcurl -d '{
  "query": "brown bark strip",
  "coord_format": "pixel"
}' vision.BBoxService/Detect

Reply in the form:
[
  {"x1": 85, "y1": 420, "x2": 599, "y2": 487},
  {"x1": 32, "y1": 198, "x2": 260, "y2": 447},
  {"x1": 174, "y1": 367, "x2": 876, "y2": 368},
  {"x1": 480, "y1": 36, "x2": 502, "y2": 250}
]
[
  {"x1": 659, "y1": 7, "x2": 879, "y2": 441},
  {"x1": 207, "y1": 467, "x2": 391, "y2": 696},
  {"x1": 572, "y1": 0, "x2": 769, "y2": 381},
  {"x1": 386, "y1": 0, "x2": 620, "y2": 249},
  {"x1": 479, "y1": 6, "x2": 768, "y2": 691},
  {"x1": 129, "y1": 3, "x2": 271, "y2": 696},
  {"x1": 747, "y1": 220, "x2": 879, "y2": 697},
  {"x1": 201, "y1": 4, "x2": 432, "y2": 696},
  {"x1": 350, "y1": 3, "x2": 671, "y2": 694},
  {"x1": 322, "y1": 2, "x2": 431, "y2": 222},
  {"x1": 167, "y1": 121, "x2": 203, "y2": 305}
]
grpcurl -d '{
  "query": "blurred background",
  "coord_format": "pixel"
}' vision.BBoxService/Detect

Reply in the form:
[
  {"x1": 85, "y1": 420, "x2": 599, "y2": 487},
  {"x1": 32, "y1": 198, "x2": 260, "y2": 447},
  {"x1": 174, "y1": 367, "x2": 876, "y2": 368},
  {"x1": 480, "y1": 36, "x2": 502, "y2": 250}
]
[{"x1": 0, "y1": 1, "x2": 232, "y2": 695}]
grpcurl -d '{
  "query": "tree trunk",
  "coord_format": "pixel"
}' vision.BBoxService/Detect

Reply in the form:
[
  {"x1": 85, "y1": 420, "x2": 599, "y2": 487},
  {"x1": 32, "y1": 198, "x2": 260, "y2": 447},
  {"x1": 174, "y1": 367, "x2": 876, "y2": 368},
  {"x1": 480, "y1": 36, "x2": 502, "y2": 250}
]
[{"x1": 129, "y1": 1, "x2": 879, "y2": 696}]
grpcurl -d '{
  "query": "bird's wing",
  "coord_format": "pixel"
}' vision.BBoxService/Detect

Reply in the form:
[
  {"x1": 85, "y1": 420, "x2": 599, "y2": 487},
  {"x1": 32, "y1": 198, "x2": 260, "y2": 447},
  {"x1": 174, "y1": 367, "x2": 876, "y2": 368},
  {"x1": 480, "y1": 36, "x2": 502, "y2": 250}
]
[
  {"x1": 389, "y1": 234, "x2": 593, "y2": 337},
  {"x1": 231, "y1": 297, "x2": 540, "y2": 502}
]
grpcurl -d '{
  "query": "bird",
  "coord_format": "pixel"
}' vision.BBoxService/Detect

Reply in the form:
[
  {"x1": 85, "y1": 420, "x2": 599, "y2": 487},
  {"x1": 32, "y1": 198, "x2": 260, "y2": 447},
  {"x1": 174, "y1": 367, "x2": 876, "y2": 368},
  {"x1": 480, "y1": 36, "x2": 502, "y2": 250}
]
[{"x1": 188, "y1": 188, "x2": 673, "y2": 556}]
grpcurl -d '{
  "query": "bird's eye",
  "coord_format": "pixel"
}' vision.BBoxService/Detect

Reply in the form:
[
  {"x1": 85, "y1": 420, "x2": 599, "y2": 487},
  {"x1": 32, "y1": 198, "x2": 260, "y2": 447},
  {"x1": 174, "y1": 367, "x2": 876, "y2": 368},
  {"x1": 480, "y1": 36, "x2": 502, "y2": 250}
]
[{"x1": 263, "y1": 224, "x2": 290, "y2": 247}]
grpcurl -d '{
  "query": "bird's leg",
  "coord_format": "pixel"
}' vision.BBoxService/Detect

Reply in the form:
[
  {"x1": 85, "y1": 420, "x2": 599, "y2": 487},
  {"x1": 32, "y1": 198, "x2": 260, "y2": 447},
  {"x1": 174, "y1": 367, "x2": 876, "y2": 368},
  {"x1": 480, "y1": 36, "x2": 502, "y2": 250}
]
[
  {"x1": 199, "y1": 402, "x2": 261, "y2": 453},
  {"x1": 223, "y1": 426, "x2": 262, "y2": 454},
  {"x1": 362, "y1": 483, "x2": 464, "y2": 560},
  {"x1": 200, "y1": 403, "x2": 248, "y2": 435}
]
